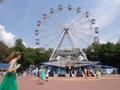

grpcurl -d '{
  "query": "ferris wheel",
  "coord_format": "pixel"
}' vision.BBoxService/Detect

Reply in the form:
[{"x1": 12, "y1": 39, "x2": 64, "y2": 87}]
[{"x1": 34, "y1": 5, "x2": 99, "y2": 62}]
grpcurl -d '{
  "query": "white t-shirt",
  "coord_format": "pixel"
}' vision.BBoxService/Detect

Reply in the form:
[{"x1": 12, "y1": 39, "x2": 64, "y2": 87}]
[{"x1": 46, "y1": 69, "x2": 50, "y2": 77}]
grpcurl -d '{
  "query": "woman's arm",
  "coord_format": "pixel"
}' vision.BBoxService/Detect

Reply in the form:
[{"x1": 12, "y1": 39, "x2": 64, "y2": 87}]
[{"x1": 8, "y1": 59, "x2": 21, "y2": 73}]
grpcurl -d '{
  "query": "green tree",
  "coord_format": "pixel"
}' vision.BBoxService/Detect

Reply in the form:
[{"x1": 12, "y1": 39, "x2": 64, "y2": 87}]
[
  {"x1": 113, "y1": 43, "x2": 120, "y2": 69},
  {"x1": 11, "y1": 39, "x2": 25, "y2": 52},
  {"x1": 99, "y1": 42, "x2": 115, "y2": 66},
  {"x1": 86, "y1": 43, "x2": 101, "y2": 61},
  {"x1": 33, "y1": 48, "x2": 50, "y2": 65},
  {"x1": 0, "y1": 41, "x2": 9, "y2": 62}
]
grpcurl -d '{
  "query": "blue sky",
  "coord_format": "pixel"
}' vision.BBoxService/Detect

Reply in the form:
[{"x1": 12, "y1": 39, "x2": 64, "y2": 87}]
[{"x1": 0, "y1": 0, "x2": 120, "y2": 48}]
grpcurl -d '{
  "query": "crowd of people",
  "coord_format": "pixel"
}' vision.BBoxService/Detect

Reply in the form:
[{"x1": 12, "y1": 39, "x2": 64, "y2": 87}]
[
  {"x1": 0, "y1": 51, "x2": 102, "y2": 90},
  {"x1": 82, "y1": 66, "x2": 101, "y2": 78}
]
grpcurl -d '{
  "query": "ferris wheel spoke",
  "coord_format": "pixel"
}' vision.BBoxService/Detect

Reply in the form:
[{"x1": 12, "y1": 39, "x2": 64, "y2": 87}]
[
  {"x1": 45, "y1": 30, "x2": 61, "y2": 40},
  {"x1": 74, "y1": 35, "x2": 92, "y2": 46},
  {"x1": 69, "y1": 14, "x2": 85, "y2": 27},
  {"x1": 40, "y1": 31, "x2": 60, "y2": 47},
  {"x1": 59, "y1": 10, "x2": 70, "y2": 26},
  {"x1": 46, "y1": 14, "x2": 62, "y2": 27},
  {"x1": 45, "y1": 32, "x2": 61, "y2": 48},
  {"x1": 70, "y1": 24, "x2": 91, "y2": 31},
  {"x1": 70, "y1": 23, "x2": 92, "y2": 31},
  {"x1": 53, "y1": 12, "x2": 66, "y2": 27},
  {"x1": 51, "y1": 9, "x2": 67, "y2": 26},
  {"x1": 70, "y1": 30, "x2": 94, "y2": 44},
  {"x1": 70, "y1": 18, "x2": 90, "y2": 29},
  {"x1": 39, "y1": 27, "x2": 60, "y2": 38},
  {"x1": 71, "y1": 29, "x2": 93, "y2": 38},
  {"x1": 70, "y1": 28, "x2": 93, "y2": 35}
]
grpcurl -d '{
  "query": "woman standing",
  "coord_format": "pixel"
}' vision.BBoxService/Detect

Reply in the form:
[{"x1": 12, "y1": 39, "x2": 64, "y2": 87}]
[{"x1": 0, "y1": 51, "x2": 21, "y2": 90}]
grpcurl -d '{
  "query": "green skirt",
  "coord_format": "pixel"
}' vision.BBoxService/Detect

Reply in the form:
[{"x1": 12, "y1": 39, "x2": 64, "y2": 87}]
[{"x1": 0, "y1": 72, "x2": 18, "y2": 90}]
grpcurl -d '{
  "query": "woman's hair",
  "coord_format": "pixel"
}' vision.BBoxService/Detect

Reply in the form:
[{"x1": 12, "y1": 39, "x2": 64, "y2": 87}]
[{"x1": 4, "y1": 51, "x2": 21, "y2": 62}]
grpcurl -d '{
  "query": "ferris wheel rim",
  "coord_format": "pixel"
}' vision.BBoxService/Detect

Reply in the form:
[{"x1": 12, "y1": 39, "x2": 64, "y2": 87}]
[{"x1": 35, "y1": 4, "x2": 98, "y2": 50}]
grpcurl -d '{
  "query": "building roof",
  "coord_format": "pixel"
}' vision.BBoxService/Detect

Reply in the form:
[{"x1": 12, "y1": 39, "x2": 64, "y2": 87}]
[
  {"x1": 0, "y1": 63, "x2": 9, "y2": 69},
  {"x1": 41, "y1": 60, "x2": 100, "y2": 67}
]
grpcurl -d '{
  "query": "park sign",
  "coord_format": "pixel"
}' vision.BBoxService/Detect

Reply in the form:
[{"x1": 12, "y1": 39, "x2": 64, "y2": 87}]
[{"x1": 43, "y1": 60, "x2": 99, "y2": 67}]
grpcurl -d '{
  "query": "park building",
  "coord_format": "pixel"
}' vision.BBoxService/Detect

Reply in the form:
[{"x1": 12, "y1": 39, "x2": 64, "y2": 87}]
[{"x1": 0, "y1": 63, "x2": 9, "y2": 76}]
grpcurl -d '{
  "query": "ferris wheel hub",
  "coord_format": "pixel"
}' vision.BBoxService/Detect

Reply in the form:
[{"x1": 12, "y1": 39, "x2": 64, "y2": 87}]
[{"x1": 64, "y1": 27, "x2": 69, "y2": 32}]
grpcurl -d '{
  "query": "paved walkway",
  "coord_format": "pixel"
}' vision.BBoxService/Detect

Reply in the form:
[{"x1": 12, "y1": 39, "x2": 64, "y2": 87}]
[{"x1": 0, "y1": 75, "x2": 120, "y2": 90}]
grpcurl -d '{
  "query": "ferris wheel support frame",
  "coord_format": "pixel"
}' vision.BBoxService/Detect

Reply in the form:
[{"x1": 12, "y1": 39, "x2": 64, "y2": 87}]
[{"x1": 49, "y1": 28, "x2": 88, "y2": 61}]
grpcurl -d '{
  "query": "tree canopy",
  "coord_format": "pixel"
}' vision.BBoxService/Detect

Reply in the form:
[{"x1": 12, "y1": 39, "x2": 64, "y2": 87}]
[{"x1": 0, "y1": 39, "x2": 120, "y2": 71}]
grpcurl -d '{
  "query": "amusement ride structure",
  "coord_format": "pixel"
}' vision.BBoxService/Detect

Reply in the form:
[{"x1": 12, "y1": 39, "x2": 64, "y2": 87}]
[{"x1": 34, "y1": 5, "x2": 99, "y2": 68}]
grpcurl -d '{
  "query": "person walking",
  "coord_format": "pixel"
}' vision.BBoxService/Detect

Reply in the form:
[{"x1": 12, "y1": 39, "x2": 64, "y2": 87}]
[
  {"x1": 45, "y1": 66, "x2": 50, "y2": 82},
  {"x1": 0, "y1": 51, "x2": 21, "y2": 90},
  {"x1": 84, "y1": 66, "x2": 87, "y2": 78},
  {"x1": 39, "y1": 65, "x2": 46, "y2": 85}
]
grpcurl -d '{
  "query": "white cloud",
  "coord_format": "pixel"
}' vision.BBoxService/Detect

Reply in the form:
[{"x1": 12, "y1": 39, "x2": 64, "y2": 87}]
[
  {"x1": 112, "y1": 0, "x2": 120, "y2": 4},
  {"x1": 99, "y1": 27, "x2": 120, "y2": 44},
  {"x1": 92, "y1": 0, "x2": 119, "y2": 29},
  {"x1": 90, "y1": 0, "x2": 120, "y2": 44},
  {"x1": 102, "y1": 38, "x2": 119, "y2": 44},
  {"x1": 22, "y1": 41, "x2": 27, "y2": 47},
  {"x1": 0, "y1": 25, "x2": 15, "y2": 47},
  {"x1": 99, "y1": 34, "x2": 111, "y2": 44}
]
